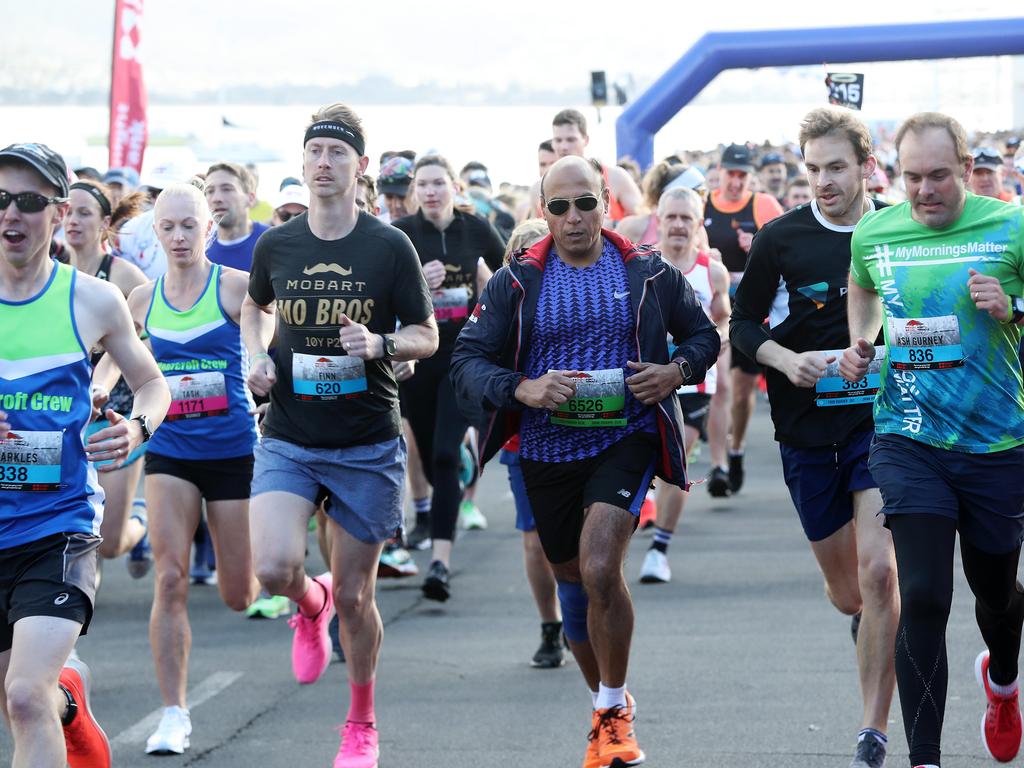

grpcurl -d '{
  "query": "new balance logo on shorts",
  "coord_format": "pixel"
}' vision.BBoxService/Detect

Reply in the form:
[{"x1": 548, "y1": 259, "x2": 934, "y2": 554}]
[
  {"x1": 54, "y1": 593, "x2": 69, "y2": 606},
  {"x1": 617, "y1": 489, "x2": 632, "y2": 498}
]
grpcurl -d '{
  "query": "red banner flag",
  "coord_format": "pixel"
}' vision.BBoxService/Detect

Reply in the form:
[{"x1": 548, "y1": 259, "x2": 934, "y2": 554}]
[{"x1": 108, "y1": 0, "x2": 148, "y2": 173}]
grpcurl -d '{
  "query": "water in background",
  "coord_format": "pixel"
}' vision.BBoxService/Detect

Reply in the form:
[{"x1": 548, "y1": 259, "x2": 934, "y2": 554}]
[{"x1": 1, "y1": 97, "x2": 1014, "y2": 201}]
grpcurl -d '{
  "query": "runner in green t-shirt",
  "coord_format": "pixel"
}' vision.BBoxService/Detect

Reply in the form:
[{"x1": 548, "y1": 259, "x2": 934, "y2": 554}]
[
  {"x1": 850, "y1": 192, "x2": 1024, "y2": 452},
  {"x1": 840, "y1": 112, "x2": 1024, "y2": 768}
]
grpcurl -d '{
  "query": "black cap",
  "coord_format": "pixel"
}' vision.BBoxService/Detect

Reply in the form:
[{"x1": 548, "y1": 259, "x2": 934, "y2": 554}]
[
  {"x1": 0, "y1": 143, "x2": 70, "y2": 197},
  {"x1": 759, "y1": 152, "x2": 785, "y2": 169},
  {"x1": 721, "y1": 144, "x2": 755, "y2": 173}
]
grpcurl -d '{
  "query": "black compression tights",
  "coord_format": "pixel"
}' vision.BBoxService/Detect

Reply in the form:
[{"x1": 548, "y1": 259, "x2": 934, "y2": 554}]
[
  {"x1": 401, "y1": 353, "x2": 469, "y2": 543},
  {"x1": 888, "y1": 514, "x2": 1024, "y2": 767}
]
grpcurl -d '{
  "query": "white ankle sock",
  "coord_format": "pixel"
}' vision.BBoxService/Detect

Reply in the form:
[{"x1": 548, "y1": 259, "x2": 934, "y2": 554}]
[
  {"x1": 989, "y1": 671, "x2": 1019, "y2": 697},
  {"x1": 595, "y1": 683, "x2": 627, "y2": 710},
  {"x1": 589, "y1": 689, "x2": 598, "y2": 708}
]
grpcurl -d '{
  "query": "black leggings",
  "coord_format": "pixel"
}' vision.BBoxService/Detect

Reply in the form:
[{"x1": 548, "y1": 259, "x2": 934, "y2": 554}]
[
  {"x1": 400, "y1": 353, "x2": 468, "y2": 543},
  {"x1": 889, "y1": 514, "x2": 1024, "y2": 767}
]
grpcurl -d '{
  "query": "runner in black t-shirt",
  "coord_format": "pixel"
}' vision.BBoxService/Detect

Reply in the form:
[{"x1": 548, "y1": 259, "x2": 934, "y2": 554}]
[
  {"x1": 730, "y1": 107, "x2": 897, "y2": 768},
  {"x1": 392, "y1": 154, "x2": 505, "y2": 602},
  {"x1": 240, "y1": 103, "x2": 437, "y2": 768}
]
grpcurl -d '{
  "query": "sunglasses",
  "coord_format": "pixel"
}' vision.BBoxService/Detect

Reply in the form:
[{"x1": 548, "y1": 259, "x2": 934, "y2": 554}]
[
  {"x1": 276, "y1": 209, "x2": 304, "y2": 222},
  {"x1": 0, "y1": 190, "x2": 67, "y2": 213},
  {"x1": 545, "y1": 194, "x2": 600, "y2": 216}
]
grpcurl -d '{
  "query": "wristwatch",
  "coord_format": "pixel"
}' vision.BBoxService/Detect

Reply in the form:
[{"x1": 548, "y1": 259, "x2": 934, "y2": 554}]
[
  {"x1": 1011, "y1": 296, "x2": 1024, "y2": 324},
  {"x1": 379, "y1": 334, "x2": 398, "y2": 360},
  {"x1": 673, "y1": 358, "x2": 693, "y2": 385},
  {"x1": 131, "y1": 414, "x2": 153, "y2": 443}
]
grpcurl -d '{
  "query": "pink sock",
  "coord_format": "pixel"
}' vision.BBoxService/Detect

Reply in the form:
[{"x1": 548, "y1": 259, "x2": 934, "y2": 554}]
[
  {"x1": 347, "y1": 678, "x2": 376, "y2": 724},
  {"x1": 296, "y1": 576, "x2": 325, "y2": 618}
]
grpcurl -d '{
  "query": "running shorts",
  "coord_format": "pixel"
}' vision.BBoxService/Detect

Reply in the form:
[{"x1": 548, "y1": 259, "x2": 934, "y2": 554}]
[
  {"x1": 868, "y1": 432, "x2": 1024, "y2": 555},
  {"x1": 252, "y1": 436, "x2": 406, "y2": 545},
  {"x1": 144, "y1": 452, "x2": 254, "y2": 502},
  {"x1": 519, "y1": 431, "x2": 657, "y2": 564},
  {"x1": 0, "y1": 533, "x2": 100, "y2": 652},
  {"x1": 779, "y1": 429, "x2": 876, "y2": 542}
]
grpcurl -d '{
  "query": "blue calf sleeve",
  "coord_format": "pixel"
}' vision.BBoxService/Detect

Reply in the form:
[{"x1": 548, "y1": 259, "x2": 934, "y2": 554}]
[{"x1": 556, "y1": 580, "x2": 589, "y2": 642}]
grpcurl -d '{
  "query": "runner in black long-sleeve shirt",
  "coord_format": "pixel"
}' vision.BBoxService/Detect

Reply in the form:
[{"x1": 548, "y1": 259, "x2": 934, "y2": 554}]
[{"x1": 729, "y1": 107, "x2": 898, "y2": 768}]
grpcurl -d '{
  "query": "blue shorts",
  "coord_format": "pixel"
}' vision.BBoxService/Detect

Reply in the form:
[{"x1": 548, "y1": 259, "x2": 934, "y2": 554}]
[
  {"x1": 868, "y1": 432, "x2": 1024, "y2": 554},
  {"x1": 500, "y1": 449, "x2": 535, "y2": 532},
  {"x1": 779, "y1": 430, "x2": 876, "y2": 542},
  {"x1": 252, "y1": 436, "x2": 406, "y2": 545},
  {"x1": 86, "y1": 418, "x2": 148, "y2": 468}
]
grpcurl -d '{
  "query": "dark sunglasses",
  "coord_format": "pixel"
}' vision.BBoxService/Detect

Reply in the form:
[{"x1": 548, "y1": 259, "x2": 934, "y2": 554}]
[
  {"x1": 545, "y1": 194, "x2": 600, "y2": 216},
  {"x1": 276, "y1": 209, "x2": 304, "y2": 222},
  {"x1": 0, "y1": 189, "x2": 67, "y2": 213}
]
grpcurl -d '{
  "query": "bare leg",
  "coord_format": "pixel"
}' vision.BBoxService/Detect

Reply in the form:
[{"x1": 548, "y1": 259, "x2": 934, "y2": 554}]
[
  {"x1": 147, "y1": 473, "x2": 201, "y2": 707},
  {"x1": 852, "y1": 489, "x2": 898, "y2": 732},
  {"x1": 729, "y1": 369, "x2": 759, "y2": 453},
  {"x1": 249, "y1": 491, "x2": 317, "y2": 600},
  {"x1": 327, "y1": 519, "x2": 386, "y2": 684},
  {"x1": 808, "y1": 489, "x2": 897, "y2": 732},
  {"x1": 579, "y1": 504, "x2": 636, "y2": 688},
  {"x1": 3, "y1": 616, "x2": 82, "y2": 768},
  {"x1": 206, "y1": 499, "x2": 260, "y2": 612}
]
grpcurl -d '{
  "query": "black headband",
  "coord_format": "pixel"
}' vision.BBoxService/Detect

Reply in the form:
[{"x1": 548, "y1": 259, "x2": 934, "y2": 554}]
[
  {"x1": 303, "y1": 121, "x2": 365, "y2": 157},
  {"x1": 70, "y1": 182, "x2": 112, "y2": 217}
]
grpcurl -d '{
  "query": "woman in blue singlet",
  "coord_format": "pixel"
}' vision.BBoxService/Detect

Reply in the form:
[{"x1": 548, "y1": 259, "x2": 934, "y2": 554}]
[{"x1": 124, "y1": 183, "x2": 259, "y2": 756}]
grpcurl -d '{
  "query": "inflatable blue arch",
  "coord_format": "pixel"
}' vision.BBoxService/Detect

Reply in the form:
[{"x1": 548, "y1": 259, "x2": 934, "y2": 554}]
[{"x1": 616, "y1": 18, "x2": 1024, "y2": 169}]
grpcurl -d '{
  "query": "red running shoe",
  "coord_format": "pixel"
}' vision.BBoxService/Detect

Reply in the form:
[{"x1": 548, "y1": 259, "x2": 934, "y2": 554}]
[
  {"x1": 59, "y1": 656, "x2": 111, "y2": 768},
  {"x1": 976, "y1": 649, "x2": 1023, "y2": 762}
]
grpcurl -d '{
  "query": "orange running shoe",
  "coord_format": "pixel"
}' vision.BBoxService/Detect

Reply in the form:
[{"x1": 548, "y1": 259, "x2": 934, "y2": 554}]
[
  {"x1": 582, "y1": 708, "x2": 601, "y2": 768},
  {"x1": 594, "y1": 692, "x2": 644, "y2": 767},
  {"x1": 60, "y1": 656, "x2": 111, "y2": 768}
]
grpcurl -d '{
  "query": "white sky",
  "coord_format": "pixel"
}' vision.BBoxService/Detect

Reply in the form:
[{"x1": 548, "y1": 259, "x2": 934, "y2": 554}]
[{"x1": 4, "y1": 0, "x2": 1014, "y2": 96}]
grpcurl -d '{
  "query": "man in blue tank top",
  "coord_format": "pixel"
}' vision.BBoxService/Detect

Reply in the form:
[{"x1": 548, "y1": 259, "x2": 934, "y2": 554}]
[{"x1": 0, "y1": 142, "x2": 170, "y2": 768}]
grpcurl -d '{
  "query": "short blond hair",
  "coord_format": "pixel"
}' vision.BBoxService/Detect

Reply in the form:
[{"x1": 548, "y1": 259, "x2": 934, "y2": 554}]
[
  {"x1": 154, "y1": 182, "x2": 210, "y2": 225},
  {"x1": 504, "y1": 219, "x2": 549, "y2": 265}
]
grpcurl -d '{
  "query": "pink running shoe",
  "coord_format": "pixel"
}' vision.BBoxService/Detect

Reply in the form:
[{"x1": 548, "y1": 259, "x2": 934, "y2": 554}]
[
  {"x1": 289, "y1": 572, "x2": 334, "y2": 684},
  {"x1": 334, "y1": 721, "x2": 379, "y2": 768}
]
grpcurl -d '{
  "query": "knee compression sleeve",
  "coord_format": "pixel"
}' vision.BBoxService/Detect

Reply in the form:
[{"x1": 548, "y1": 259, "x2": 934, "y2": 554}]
[{"x1": 556, "y1": 580, "x2": 589, "y2": 642}]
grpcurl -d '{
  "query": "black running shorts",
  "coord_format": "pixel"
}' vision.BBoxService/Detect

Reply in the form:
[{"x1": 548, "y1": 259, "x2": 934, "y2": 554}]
[
  {"x1": 519, "y1": 431, "x2": 657, "y2": 564},
  {"x1": 144, "y1": 452, "x2": 254, "y2": 501},
  {"x1": 0, "y1": 533, "x2": 100, "y2": 652}
]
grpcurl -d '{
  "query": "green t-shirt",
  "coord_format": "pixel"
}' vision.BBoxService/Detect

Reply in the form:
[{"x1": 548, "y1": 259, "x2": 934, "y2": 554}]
[{"x1": 850, "y1": 193, "x2": 1024, "y2": 453}]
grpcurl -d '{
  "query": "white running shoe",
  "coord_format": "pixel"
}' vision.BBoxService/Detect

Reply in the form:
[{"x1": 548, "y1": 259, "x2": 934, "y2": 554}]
[
  {"x1": 458, "y1": 501, "x2": 488, "y2": 531},
  {"x1": 145, "y1": 706, "x2": 191, "y2": 755},
  {"x1": 639, "y1": 549, "x2": 671, "y2": 584}
]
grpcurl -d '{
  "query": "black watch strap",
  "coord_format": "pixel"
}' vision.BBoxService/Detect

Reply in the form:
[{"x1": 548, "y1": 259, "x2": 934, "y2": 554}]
[
  {"x1": 1012, "y1": 296, "x2": 1024, "y2": 324},
  {"x1": 131, "y1": 415, "x2": 152, "y2": 443}
]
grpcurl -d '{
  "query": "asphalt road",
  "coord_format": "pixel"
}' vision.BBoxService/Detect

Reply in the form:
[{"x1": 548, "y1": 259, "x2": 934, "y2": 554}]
[{"x1": 0, "y1": 409, "x2": 1010, "y2": 767}]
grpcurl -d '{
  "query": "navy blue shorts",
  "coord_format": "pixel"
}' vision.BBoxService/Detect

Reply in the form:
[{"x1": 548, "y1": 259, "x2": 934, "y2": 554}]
[
  {"x1": 868, "y1": 432, "x2": 1024, "y2": 554},
  {"x1": 500, "y1": 449, "x2": 535, "y2": 532},
  {"x1": 779, "y1": 430, "x2": 877, "y2": 542}
]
